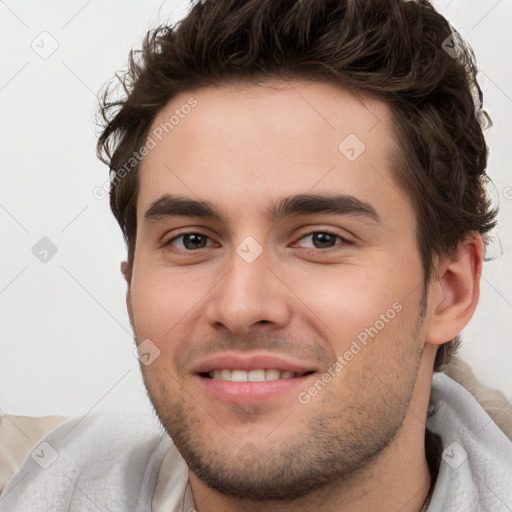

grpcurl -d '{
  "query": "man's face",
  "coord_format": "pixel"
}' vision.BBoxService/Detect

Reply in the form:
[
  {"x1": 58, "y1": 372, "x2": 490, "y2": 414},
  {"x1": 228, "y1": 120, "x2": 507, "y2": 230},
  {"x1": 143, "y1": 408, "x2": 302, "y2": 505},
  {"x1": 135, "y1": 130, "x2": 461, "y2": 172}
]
[{"x1": 129, "y1": 80, "x2": 431, "y2": 499}]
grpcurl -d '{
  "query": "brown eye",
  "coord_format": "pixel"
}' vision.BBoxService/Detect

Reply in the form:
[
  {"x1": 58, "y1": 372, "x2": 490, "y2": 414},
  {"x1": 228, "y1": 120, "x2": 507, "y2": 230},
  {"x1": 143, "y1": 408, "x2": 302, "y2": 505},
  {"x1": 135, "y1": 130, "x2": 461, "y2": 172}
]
[
  {"x1": 295, "y1": 231, "x2": 347, "y2": 249},
  {"x1": 167, "y1": 233, "x2": 212, "y2": 250}
]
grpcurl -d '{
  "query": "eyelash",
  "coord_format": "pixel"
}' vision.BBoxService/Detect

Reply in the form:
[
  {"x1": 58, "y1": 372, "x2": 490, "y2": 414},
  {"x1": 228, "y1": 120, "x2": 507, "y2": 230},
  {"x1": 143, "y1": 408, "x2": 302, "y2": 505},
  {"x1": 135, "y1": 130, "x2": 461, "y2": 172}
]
[
  {"x1": 292, "y1": 230, "x2": 351, "y2": 250},
  {"x1": 163, "y1": 229, "x2": 351, "y2": 252}
]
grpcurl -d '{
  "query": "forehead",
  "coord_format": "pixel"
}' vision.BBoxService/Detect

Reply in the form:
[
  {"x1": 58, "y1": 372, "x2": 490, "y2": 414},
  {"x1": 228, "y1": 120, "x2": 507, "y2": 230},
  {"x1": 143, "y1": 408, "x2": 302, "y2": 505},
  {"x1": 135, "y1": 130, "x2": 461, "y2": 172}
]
[{"x1": 137, "y1": 80, "x2": 404, "y2": 221}]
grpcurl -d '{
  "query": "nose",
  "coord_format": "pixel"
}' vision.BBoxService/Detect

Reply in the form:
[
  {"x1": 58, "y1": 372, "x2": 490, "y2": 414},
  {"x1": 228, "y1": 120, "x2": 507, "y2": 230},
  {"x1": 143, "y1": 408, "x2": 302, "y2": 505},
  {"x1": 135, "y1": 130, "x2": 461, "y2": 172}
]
[{"x1": 204, "y1": 250, "x2": 292, "y2": 335}]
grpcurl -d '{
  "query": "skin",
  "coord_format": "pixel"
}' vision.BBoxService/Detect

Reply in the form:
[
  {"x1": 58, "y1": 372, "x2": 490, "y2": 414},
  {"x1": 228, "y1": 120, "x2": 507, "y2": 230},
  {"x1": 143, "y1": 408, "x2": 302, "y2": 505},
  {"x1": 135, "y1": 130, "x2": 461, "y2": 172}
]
[{"x1": 125, "y1": 80, "x2": 483, "y2": 512}]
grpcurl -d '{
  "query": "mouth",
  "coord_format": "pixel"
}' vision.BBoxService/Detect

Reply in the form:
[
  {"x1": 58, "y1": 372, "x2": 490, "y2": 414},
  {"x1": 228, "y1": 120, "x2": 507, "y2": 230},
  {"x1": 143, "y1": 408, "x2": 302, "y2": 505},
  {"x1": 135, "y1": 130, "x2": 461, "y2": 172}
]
[
  {"x1": 192, "y1": 354, "x2": 317, "y2": 404},
  {"x1": 201, "y1": 368, "x2": 314, "y2": 382}
]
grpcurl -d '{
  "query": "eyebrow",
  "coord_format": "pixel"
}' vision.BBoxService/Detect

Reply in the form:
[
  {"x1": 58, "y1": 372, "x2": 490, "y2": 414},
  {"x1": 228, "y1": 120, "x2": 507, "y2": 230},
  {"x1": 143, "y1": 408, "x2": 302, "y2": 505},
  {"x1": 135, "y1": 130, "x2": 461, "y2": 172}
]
[
  {"x1": 144, "y1": 193, "x2": 380, "y2": 224},
  {"x1": 268, "y1": 193, "x2": 380, "y2": 223}
]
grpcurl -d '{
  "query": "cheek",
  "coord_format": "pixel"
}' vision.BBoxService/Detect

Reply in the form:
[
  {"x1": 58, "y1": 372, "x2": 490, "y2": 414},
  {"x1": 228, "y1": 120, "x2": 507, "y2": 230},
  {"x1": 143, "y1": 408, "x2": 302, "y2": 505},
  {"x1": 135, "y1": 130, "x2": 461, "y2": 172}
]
[
  {"x1": 129, "y1": 268, "x2": 200, "y2": 344},
  {"x1": 287, "y1": 262, "x2": 409, "y2": 337}
]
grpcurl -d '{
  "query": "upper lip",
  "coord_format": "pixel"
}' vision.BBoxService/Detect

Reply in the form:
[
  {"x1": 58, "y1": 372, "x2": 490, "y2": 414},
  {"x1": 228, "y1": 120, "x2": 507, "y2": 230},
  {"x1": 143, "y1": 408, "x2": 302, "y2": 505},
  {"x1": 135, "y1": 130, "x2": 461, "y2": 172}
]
[{"x1": 192, "y1": 353, "x2": 317, "y2": 375}]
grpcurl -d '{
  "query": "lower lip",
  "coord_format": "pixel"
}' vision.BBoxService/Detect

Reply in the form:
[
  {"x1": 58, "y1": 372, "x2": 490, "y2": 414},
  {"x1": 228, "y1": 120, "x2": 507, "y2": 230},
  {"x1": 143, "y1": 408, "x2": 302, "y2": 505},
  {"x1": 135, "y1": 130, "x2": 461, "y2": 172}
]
[{"x1": 196, "y1": 374, "x2": 314, "y2": 404}]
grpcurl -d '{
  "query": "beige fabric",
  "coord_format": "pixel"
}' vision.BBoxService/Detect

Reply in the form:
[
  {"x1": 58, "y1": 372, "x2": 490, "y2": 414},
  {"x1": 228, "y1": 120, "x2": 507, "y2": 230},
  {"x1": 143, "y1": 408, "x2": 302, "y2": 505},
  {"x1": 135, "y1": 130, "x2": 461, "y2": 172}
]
[
  {"x1": 1, "y1": 356, "x2": 511, "y2": 497},
  {"x1": 0, "y1": 415, "x2": 67, "y2": 493}
]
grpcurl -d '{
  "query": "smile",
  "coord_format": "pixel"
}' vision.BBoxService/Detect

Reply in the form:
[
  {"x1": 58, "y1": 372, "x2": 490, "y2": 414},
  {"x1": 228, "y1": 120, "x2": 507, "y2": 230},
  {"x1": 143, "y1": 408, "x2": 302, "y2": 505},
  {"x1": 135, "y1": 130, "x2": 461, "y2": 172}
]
[
  {"x1": 206, "y1": 369, "x2": 307, "y2": 381},
  {"x1": 191, "y1": 353, "x2": 318, "y2": 404}
]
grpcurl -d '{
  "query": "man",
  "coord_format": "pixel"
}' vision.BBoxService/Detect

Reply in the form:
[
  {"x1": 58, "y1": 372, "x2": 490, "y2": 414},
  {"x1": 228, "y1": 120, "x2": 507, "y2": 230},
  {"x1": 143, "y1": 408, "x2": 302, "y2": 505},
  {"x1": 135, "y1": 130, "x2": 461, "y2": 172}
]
[{"x1": 1, "y1": 0, "x2": 512, "y2": 510}]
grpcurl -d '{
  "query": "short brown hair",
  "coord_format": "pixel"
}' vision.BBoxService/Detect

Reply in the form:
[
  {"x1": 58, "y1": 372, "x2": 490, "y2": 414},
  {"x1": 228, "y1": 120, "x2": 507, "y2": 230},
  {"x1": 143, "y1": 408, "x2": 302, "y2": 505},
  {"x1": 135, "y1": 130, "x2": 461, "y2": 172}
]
[{"x1": 97, "y1": 0, "x2": 497, "y2": 371}]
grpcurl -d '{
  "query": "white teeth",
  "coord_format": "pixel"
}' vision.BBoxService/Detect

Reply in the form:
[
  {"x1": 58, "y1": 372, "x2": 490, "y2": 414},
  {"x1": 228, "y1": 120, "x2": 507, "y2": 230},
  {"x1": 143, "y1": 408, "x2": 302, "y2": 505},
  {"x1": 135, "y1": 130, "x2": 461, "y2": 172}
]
[
  {"x1": 248, "y1": 369, "x2": 266, "y2": 382},
  {"x1": 265, "y1": 369, "x2": 280, "y2": 381},
  {"x1": 231, "y1": 370, "x2": 248, "y2": 382},
  {"x1": 209, "y1": 369, "x2": 298, "y2": 381}
]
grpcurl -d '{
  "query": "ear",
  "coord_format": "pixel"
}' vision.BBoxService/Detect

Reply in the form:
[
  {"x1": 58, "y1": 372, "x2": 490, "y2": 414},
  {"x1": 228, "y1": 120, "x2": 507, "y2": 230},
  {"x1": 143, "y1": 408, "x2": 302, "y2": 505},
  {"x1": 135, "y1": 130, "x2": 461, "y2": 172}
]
[
  {"x1": 120, "y1": 261, "x2": 134, "y2": 327},
  {"x1": 120, "y1": 261, "x2": 131, "y2": 283},
  {"x1": 425, "y1": 234, "x2": 484, "y2": 346}
]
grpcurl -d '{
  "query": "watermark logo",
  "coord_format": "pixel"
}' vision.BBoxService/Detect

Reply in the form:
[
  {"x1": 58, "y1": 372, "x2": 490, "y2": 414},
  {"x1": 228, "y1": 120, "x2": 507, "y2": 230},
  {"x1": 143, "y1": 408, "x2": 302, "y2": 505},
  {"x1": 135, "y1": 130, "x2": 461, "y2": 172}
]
[
  {"x1": 338, "y1": 134, "x2": 366, "y2": 162},
  {"x1": 134, "y1": 338, "x2": 161, "y2": 366},
  {"x1": 32, "y1": 237, "x2": 58, "y2": 263},
  {"x1": 441, "y1": 32, "x2": 465, "y2": 59},
  {"x1": 236, "y1": 236, "x2": 263, "y2": 264},
  {"x1": 31, "y1": 441, "x2": 59, "y2": 469},
  {"x1": 31, "y1": 31, "x2": 59, "y2": 60},
  {"x1": 442, "y1": 441, "x2": 468, "y2": 469}
]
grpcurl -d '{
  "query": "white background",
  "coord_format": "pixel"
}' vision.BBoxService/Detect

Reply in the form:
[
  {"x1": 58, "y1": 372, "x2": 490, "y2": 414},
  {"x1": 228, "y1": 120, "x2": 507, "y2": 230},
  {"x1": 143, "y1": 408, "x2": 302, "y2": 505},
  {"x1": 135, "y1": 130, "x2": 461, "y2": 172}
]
[{"x1": 1, "y1": 0, "x2": 511, "y2": 417}]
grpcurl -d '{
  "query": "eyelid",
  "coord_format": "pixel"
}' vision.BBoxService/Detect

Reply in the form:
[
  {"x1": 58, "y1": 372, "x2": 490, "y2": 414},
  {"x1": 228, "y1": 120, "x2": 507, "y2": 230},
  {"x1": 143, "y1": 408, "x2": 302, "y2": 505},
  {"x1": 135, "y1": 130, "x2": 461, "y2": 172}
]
[
  {"x1": 294, "y1": 222, "x2": 354, "y2": 236},
  {"x1": 161, "y1": 226, "x2": 354, "y2": 252},
  {"x1": 290, "y1": 228, "x2": 353, "y2": 247},
  {"x1": 162, "y1": 229, "x2": 218, "y2": 250}
]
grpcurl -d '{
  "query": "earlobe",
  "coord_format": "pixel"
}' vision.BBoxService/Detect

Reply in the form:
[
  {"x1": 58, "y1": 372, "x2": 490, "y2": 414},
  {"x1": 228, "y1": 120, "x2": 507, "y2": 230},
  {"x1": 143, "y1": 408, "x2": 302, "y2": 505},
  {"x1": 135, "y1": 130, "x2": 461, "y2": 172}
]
[
  {"x1": 425, "y1": 234, "x2": 484, "y2": 346},
  {"x1": 121, "y1": 261, "x2": 135, "y2": 327},
  {"x1": 121, "y1": 261, "x2": 130, "y2": 283},
  {"x1": 126, "y1": 289, "x2": 134, "y2": 329}
]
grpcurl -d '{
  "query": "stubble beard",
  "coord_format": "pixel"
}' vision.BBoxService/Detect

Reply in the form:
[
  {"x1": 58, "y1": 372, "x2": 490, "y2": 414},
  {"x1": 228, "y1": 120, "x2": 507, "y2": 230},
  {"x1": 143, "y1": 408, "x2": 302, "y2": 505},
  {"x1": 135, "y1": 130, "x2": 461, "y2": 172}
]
[{"x1": 137, "y1": 294, "x2": 428, "y2": 502}]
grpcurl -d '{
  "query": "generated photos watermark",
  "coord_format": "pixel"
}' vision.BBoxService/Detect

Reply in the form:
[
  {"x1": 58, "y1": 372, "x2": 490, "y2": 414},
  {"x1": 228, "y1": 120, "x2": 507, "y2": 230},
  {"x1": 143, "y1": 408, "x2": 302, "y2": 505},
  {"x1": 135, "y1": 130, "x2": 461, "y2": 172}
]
[
  {"x1": 92, "y1": 97, "x2": 198, "y2": 200},
  {"x1": 298, "y1": 301, "x2": 403, "y2": 405}
]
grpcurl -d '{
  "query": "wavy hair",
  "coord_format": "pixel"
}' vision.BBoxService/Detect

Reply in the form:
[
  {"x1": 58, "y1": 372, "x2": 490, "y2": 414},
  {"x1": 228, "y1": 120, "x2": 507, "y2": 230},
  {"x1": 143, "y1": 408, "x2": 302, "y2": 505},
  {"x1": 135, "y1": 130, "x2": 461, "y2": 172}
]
[{"x1": 97, "y1": 0, "x2": 497, "y2": 372}]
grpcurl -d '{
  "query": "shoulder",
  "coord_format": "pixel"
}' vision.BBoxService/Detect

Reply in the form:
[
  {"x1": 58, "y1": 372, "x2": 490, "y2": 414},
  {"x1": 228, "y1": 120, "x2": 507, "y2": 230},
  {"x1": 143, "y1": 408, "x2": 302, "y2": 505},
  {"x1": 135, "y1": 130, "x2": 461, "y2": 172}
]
[
  {"x1": 0, "y1": 415, "x2": 67, "y2": 493},
  {"x1": 427, "y1": 359, "x2": 512, "y2": 510},
  {"x1": 0, "y1": 409, "x2": 169, "y2": 512},
  {"x1": 439, "y1": 356, "x2": 512, "y2": 440}
]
